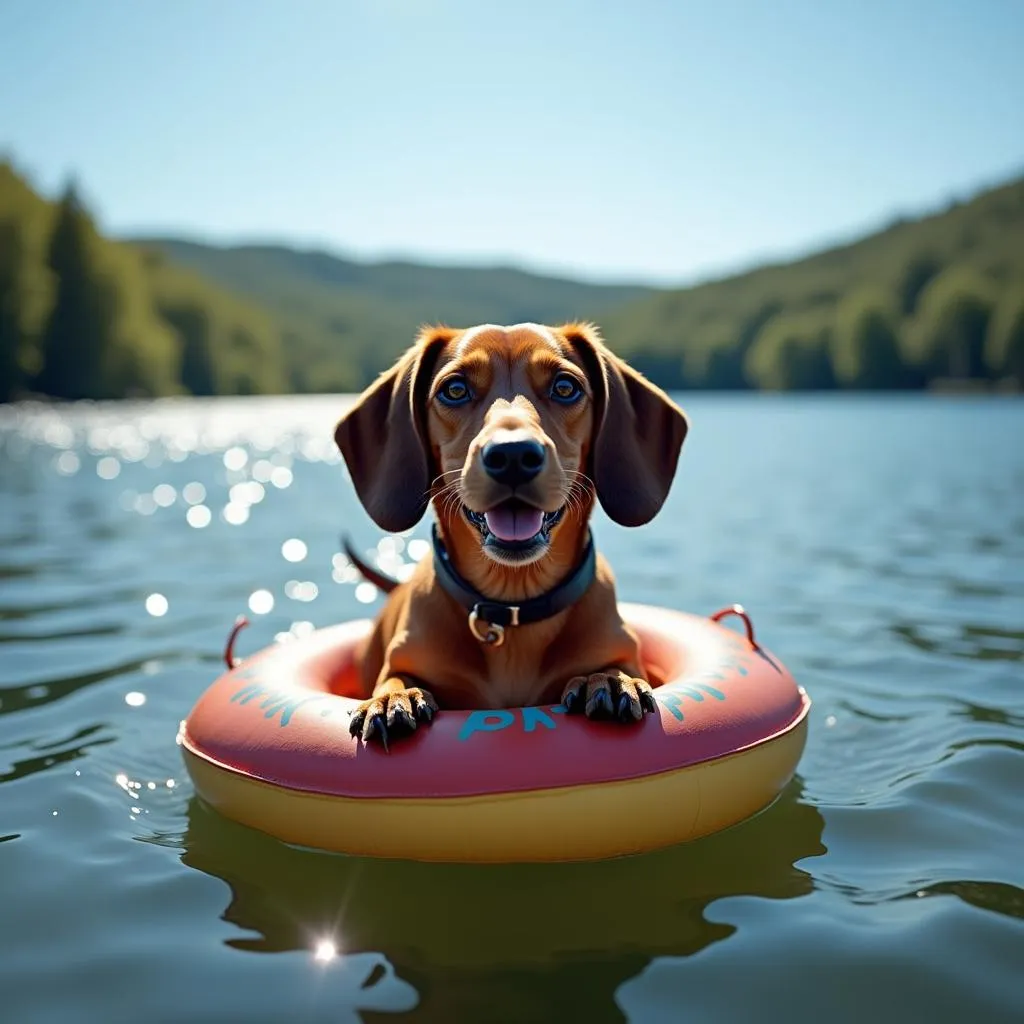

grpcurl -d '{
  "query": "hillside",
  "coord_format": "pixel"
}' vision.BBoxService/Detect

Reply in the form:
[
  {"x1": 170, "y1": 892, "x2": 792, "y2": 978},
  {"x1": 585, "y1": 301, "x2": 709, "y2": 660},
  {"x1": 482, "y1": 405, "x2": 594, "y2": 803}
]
[
  {"x1": 136, "y1": 173, "x2": 1024, "y2": 393},
  {"x1": 0, "y1": 160, "x2": 297, "y2": 401},
  {"x1": 601, "y1": 174, "x2": 1024, "y2": 389},
  {"x1": 3, "y1": 155, "x2": 1022, "y2": 403},
  {"x1": 130, "y1": 238, "x2": 656, "y2": 387}
]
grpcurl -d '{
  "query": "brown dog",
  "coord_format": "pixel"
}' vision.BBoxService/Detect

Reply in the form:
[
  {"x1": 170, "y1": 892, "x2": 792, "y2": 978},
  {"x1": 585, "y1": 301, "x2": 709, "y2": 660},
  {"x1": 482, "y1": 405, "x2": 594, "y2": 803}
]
[{"x1": 334, "y1": 321, "x2": 688, "y2": 746}]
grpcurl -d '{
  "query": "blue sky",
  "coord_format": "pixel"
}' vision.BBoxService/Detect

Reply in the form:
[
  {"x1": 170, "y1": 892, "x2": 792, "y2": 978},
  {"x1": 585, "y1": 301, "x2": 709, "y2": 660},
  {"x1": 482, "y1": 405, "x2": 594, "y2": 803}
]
[{"x1": 1, "y1": 0, "x2": 1022, "y2": 284}]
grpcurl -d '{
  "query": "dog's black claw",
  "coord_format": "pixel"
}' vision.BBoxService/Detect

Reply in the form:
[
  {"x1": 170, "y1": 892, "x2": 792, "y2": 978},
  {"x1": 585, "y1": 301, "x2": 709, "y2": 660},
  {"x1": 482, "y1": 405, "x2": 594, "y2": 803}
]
[
  {"x1": 640, "y1": 689, "x2": 657, "y2": 714},
  {"x1": 417, "y1": 701, "x2": 434, "y2": 723},
  {"x1": 363, "y1": 712, "x2": 389, "y2": 751},
  {"x1": 349, "y1": 709, "x2": 366, "y2": 737},
  {"x1": 616, "y1": 692, "x2": 634, "y2": 721},
  {"x1": 563, "y1": 689, "x2": 578, "y2": 712},
  {"x1": 589, "y1": 686, "x2": 613, "y2": 717}
]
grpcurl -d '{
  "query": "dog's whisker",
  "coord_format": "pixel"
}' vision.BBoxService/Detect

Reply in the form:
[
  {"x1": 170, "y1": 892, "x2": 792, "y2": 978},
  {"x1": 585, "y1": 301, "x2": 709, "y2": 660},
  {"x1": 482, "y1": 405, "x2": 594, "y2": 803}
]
[
  {"x1": 434, "y1": 480, "x2": 466, "y2": 521},
  {"x1": 430, "y1": 469, "x2": 463, "y2": 487},
  {"x1": 572, "y1": 471, "x2": 597, "y2": 493},
  {"x1": 559, "y1": 476, "x2": 593, "y2": 523}
]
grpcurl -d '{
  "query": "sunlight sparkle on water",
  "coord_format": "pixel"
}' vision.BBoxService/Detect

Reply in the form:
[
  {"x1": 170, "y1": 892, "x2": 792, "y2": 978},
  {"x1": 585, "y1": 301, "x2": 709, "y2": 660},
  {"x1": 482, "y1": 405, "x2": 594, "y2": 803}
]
[
  {"x1": 182, "y1": 482, "x2": 206, "y2": 505},
  {"x1": 285, "y1": 580, "x2": 318, "y2": 602},
  {"x1": 186, "y1": 505, "x2": 212, "y2": 529},
  {"x1": 248, "y1": 590, "x2": 274, "y2": 615},
  {"x1": 314, "y1": 938, "x2": 337, "y2": 963},
  {"x1": 281, "y1": 538, "x2": 307, "y2": 562},
  {"x1": 125, "y1": 692, "x2": 146, "y2": 707},
  {"x1": 96, "y1": 456, "x2": 121, "y2": 479},
  {"x1": 230, "y1": 481, "x2": 265, "y2": 506},
  {"x1": 134, "y1": 493, "x2": 158, "y2": 516},
  {"x1": 270, "y1": 466, "x2": 293, "y2": 489},
  {"x1": 153, "y1": 484, "x2": 177, "y2": 507},
  {"x1": 378, "y1": 536, "x2": 405, "y2": 557},
  {"x1": 223, "y1": 446, "x2": 248, "y2": 471},
  {"x1": 355, "y1": 582, "x2": 378, "y2": 604},
  {"x1": 54, "y1": 451, "x2": 80, "y2": 475},
  {"x1": 407, "y1": 539, "x2": 430, "y2": 562},
  {"x1": 121, "y1": 440, "x2": 150, "y2": 463},
  {"x1": 223, "y1": 503, "x2": 250, "y2": 525},
  {"x1": 145, "y1": 594, "x2": 168, "y2": 617}
]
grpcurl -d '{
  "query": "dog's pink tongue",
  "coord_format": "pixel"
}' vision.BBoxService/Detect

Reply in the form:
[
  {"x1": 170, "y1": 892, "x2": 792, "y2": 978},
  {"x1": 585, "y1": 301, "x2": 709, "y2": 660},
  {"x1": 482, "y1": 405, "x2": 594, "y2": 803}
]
[{"x1": 484, "y1": 505, "x2": 544, "y2": 542}]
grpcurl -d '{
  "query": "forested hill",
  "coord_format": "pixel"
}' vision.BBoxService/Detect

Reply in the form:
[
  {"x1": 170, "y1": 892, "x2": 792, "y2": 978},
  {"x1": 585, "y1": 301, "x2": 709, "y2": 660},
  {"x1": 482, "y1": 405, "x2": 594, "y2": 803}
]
[
  {"x1": 133, "y1": 174, "x2": 1024, "y2": 394},
  {"x1": 131, "y1": 238, "x2": 656, "y2": 390},
  {"x1": 1, "y1": 161, "x2": 291, "y2": 401},
  {"x1": 601, "y1": 174, "x2": 1024, "y2": 390},
  {"x1": 2, "y1": 155, "x2": 1022, "y2": 403}
]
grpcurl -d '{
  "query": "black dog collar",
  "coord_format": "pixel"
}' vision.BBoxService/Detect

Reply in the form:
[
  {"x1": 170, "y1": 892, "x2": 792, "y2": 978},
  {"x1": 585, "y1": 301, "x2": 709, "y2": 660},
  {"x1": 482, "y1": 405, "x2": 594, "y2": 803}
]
[{"x1": 431, "y1": 522, "x2": 596, "y2": 646}]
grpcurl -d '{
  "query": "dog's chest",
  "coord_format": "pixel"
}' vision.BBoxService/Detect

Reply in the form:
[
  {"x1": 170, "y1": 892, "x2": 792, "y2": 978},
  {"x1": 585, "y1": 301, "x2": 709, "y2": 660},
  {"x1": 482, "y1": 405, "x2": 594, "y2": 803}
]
[{"x1": 477, "y1": 624, "x2": 566, "y2": 707}]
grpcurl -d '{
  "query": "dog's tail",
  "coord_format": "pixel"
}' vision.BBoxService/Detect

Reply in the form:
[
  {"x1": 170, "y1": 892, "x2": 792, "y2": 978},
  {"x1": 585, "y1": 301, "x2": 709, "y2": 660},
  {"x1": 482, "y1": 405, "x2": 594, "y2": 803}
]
[{"x1": 340, "y1": 534, "x2": 400, "y2": 594}]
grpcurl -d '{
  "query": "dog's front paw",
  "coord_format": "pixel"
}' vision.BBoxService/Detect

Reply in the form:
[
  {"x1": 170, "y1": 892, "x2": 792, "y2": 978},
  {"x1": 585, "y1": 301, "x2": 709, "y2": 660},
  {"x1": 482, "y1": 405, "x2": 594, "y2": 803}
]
[
  {"x1": 561, "y1": 669, "x2": 657, "y2": 723},
  {"x1": 349, "y1": 684, "x2": 438, "y2": 749}
]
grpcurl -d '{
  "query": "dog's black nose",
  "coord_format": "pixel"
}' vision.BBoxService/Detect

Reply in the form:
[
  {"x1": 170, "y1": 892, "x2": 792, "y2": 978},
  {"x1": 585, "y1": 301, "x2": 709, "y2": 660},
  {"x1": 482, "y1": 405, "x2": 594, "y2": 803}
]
[{"x1": 481, "y1": 439, "x2": 546, "y2": 487}]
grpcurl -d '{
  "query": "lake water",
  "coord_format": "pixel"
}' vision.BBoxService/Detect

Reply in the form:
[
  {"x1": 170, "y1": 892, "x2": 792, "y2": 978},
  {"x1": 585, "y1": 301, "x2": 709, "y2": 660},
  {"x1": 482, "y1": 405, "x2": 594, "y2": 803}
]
[{"x1": 1, "y1": 394, "x2": 1022, "y2": 1024}]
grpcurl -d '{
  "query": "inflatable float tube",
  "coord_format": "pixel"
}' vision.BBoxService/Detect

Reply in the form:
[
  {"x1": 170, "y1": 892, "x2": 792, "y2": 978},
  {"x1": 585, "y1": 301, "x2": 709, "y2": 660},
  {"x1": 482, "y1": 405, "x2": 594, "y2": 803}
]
[{"x1": 179, "y1": 603, "x2": 810, "y2": 863}]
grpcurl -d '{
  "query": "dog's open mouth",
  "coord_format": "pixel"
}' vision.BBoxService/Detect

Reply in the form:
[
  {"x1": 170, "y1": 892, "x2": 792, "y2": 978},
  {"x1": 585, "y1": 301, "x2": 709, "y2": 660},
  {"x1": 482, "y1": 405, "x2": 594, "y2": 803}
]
[{"x1": 463, "y1": 499, "x2": 564, "y2": 561}]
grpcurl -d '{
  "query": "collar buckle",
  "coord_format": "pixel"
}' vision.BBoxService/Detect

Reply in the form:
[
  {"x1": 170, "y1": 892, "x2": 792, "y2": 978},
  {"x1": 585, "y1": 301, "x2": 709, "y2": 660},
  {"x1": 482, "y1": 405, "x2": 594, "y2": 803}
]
[{"x1": 468, "y1": 605, "x2": 512, "y2": 646}]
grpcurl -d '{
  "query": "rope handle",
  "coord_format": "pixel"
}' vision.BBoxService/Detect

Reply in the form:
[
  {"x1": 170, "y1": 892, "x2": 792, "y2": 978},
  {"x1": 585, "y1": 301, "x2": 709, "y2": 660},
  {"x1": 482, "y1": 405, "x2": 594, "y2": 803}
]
[
  {"x1": 709, "y1": 604, "x2": 761, "y2": 651},
  {"x1": 223, "y1": 616, "x2": 250, "y2": 669}
]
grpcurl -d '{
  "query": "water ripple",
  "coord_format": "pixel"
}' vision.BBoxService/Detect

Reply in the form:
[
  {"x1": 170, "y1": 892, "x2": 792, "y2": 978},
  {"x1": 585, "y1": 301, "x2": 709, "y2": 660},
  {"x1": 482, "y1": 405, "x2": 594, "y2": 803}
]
[{"x1": 1, "y1": 395, "x2": 1023, "y2": 1023}]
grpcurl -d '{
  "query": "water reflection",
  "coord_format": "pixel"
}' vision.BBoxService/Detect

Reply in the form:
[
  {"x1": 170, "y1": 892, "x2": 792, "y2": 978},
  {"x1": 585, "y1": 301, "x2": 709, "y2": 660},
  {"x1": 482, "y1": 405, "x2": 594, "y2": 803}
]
[
  {"x1": 0, "y1": 658, "x2": 154, "y2": 715},
  {"x1": 178, "y1": 779, "x2": 825, "y2": 1021},
  {"x1": 0, "y1": 723, "x2": 114, "y2": 783}
]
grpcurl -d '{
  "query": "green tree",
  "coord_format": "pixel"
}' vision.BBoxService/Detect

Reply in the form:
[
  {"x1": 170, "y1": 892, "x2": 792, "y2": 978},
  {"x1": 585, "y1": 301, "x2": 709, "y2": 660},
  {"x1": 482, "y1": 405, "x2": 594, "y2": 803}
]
[
  {"x1": 0, "y1": 219, "x2": 29, "y2": 401},
  {"x1": 906, "y1": 266, "x2": 996, "y2": 380},
  {"x1": 34, "y1": 184, "x2": 113, "y2": 399},
  {"x1": 744, "y1": 309, "x2": 836, "y2": 390},
  {"x1": 703, "y1": 342, "x2": 747, "y2": 390},
  {"x1": 99, "y1": 245, "x2": 181, "y2": 398},
  {"x1": 898, "y1": 252, "x2": 943, "y2": 315},
  {"x1": 831, "y1": 287, "x2": 910, "y2": 389},
  {"x1": 160, "y1": 301, "x2": 217, "y2": 395},
  {"x1": 984, "y1": 286, "x2": 1024, "y2": 386}
]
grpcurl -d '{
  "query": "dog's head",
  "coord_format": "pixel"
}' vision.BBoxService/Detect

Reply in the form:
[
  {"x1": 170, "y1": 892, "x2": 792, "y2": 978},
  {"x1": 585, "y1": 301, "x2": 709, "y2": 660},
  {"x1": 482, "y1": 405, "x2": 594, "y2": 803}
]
[{"x1": 335, "y1": 322, "x2": 688, "y2": 566}]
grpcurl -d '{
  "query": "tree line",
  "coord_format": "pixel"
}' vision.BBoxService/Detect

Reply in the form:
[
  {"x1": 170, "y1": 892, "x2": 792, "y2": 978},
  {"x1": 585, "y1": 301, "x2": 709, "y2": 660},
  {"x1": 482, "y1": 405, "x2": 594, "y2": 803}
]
[
  {"x1": 605, "y1": 176, "x2": 1024, "y2": 392},
  {"x1": 0, "y1": 161, "x2": 292, "y2": 403},
  {"x1": 2, "y1": 157, "x2": 1022, "y2": 403}
]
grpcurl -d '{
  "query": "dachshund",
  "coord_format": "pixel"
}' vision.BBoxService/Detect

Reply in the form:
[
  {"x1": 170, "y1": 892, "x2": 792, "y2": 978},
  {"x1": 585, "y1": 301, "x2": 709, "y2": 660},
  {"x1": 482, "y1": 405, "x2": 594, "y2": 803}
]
[{"x1": 334, "y1": 322, "x2": 688, "y2": 747}]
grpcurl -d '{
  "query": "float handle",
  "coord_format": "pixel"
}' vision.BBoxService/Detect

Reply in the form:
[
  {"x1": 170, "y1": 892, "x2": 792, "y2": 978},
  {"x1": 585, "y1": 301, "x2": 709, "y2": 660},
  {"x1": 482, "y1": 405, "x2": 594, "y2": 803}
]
[
  {"x1": 223, "y1": 616, "x2": 251, "y2": 669},
  {"x1": 709, "y1": 604, "x2": 761, "y2": 652}
]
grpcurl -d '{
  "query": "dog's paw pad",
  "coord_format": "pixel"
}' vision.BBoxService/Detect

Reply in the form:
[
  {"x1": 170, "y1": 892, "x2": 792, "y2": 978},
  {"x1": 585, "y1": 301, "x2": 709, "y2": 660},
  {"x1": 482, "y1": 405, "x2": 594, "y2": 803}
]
[
  {"x1": 349, "y1": 686, "x2": 438, "y2": 748},
  {"x1": 562, "y1": 671, "x2": 656, "y2": 723}
]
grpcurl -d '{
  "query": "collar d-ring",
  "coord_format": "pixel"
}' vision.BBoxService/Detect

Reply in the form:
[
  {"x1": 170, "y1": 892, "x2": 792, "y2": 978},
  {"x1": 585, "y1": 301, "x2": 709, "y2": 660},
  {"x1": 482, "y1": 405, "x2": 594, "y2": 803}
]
[{"x1": 468, "y1": 607, "x2": 505, "y2": 646}]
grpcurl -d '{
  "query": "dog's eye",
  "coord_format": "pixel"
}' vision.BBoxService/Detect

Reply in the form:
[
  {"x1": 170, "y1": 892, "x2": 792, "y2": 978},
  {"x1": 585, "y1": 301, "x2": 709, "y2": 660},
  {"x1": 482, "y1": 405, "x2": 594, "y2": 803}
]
[
  {"x1": 437, "y1": 376, "x2": 471, "y2": 406},
  {"x1": 550, "y1": 373, "x2": 583, "y2": 404}
]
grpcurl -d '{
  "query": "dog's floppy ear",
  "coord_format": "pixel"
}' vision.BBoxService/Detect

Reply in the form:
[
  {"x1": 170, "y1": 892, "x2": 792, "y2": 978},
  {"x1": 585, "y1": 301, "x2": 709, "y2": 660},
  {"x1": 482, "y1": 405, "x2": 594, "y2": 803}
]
[
  {"x1": 563, "y1": 322, "x2": 688, "y2": 527},
  {"x1": 334, "y1": 327, "x2": 452, "y2": 532}
]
